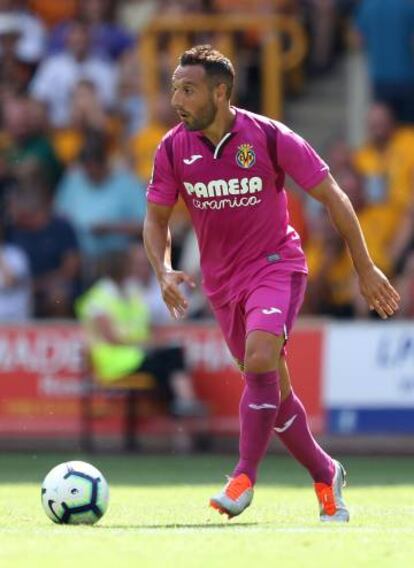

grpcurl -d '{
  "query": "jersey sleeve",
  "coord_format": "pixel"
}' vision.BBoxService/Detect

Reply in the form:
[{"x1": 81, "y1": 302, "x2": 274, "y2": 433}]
[
  {"x1": 276, "y1": 124, "x2": 329, "y2": 191},
  {"x1": 146, "y1": 137, "x2": 179, "y2": 207}
]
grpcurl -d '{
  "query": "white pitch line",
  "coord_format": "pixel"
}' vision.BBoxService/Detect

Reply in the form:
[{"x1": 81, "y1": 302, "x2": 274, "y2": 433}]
[
  {"x1": 106, "y1": 526, "x2": 414, "y2": 535},
  {"x1": 1, "y1": 526, "x2": 414, "y2": 535}
]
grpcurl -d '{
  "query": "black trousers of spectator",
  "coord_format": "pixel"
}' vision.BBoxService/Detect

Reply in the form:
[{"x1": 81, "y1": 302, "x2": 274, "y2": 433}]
[{"x1": 131, "y1": 345, "x2": 186, "y2": 402}]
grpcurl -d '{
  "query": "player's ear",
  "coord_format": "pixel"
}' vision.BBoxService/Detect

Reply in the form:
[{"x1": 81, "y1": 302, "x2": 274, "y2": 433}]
[{"x1": 215, "y1": 82, "x2": 228, "y2": 103}]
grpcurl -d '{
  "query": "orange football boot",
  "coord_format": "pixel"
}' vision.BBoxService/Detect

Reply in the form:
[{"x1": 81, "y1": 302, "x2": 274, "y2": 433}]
[
  {"x1": 314, "y1": 460, "x2": 350, "y2": 522},
  {"x1": 210, "y1": 473, "x2": 253, "y2": 519}
]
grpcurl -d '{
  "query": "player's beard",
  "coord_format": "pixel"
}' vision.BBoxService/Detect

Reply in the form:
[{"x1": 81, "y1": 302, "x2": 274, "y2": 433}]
[{"x1": 184, "y1": 99, "x2": 218, "y2": 131}]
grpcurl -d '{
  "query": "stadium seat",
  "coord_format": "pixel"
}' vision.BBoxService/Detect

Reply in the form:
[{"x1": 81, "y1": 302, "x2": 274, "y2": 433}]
[{"x1": 80, "y1": 348, "x2": 158, "y2": 452}]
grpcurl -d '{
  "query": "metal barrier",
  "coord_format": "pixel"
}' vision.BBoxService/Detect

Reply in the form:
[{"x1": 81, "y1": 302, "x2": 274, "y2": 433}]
[{"x1": 140, "y1": 14, "x2": 307, "y2": 119}]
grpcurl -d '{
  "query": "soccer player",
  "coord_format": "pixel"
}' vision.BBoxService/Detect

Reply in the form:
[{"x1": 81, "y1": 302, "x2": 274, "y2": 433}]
[{"x1": 143, "y1": 45, "x2": 400, "y2": 522}]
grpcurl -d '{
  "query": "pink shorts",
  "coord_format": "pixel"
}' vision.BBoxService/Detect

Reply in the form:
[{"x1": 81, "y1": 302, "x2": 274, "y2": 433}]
[{"x1": 211, "y1": 271, "x2": 307, "y2": 366}]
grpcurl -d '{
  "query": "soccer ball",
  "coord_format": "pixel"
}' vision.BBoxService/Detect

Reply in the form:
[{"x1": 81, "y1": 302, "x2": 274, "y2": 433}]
[{"x1": 41, "y1": 461, "x2": 109, "y2": 525}]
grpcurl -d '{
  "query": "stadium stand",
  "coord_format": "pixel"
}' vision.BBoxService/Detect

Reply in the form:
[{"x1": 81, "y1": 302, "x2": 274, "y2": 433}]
[{"x1": 0, "y1": 0, "x2": 410, "y2": 321}]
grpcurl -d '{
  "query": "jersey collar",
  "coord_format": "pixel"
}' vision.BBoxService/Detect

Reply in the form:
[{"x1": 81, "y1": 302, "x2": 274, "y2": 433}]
[{"x1": 196, "y1": 107, "x2": 241, "y2": 156}]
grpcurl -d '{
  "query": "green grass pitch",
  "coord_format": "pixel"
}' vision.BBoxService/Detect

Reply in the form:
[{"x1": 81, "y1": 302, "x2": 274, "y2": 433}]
[{"x1": 0, "y1": 453, "x2": 414, "y2": 568}]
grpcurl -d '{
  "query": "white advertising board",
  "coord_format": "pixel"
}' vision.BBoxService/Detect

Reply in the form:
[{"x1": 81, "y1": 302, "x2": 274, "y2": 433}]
[{"x1": 324, "y1": 322, "x2": 414, "y2": 408}]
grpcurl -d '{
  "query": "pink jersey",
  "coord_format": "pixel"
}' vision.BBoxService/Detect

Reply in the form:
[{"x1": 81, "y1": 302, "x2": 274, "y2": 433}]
[{"x1": 147, "y1": 107, "x2": 329, "y2": 307}]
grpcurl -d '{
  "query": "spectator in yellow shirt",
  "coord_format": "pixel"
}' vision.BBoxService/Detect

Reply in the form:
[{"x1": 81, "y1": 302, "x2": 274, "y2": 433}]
[
  {"x1": 52, "y1": 80, "x2": 120, "y2": 165},
  {"x1": 353, "y1": 103, "x2": 414, "y2": 273},
  {"x1": 304, "y1": 167, "x2": 364, "y2": 318},
  {"x1": 127, "y1": 94, "x2": 176, "y2": 183},
  {"x1": 127, "y1": 95, "x2": 191, "y2": 265},
  {"x1": 387, "y1": 201, "x2": 414, "y2": 318}
]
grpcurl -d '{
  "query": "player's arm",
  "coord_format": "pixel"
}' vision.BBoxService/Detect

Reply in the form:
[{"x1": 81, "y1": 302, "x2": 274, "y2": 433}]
[
  {"x1": 143, "y1": 202, "x2": 195, "y2": 319},
  {"x1": 308, "y1": 173, "x2": 400, "y2": 319},
  {"x1": 143, "y1": 202, "x2": 173, "y2": 280}
]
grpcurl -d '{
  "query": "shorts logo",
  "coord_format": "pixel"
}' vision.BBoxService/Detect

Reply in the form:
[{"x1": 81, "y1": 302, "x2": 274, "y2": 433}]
[
  {"x1": 236, "y1": 143, "x2": 256, "y2": 169},
  {"x1": 249, "y1": 403, "x2": 278, "y2": 410}
]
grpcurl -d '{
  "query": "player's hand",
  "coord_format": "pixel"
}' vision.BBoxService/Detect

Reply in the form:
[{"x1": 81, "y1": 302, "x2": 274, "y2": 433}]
[
  {"x1": 159, "y1": 269, "x2": 196, "y2": 320},
  {"x1": 358, "y1": 264, "x2": 400, "y2": 319}
]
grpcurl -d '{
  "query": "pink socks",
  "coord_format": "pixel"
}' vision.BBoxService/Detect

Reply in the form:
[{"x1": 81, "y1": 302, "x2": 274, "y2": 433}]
[
  {"x1": 274, "y1": 391, "x2": 334, "y2": 484},
  {"x1": 232, "y1": 371, "x2": 280, "y2": 484}
]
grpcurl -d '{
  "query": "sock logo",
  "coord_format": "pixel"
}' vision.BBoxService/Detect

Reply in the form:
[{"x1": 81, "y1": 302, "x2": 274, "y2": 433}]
[
  {"x1": 274, "y1": 414, "x2": 298, "y2": 433},
  {"x1": 248, "y1": 403, "x2": 278, "y2": 410},
  {"x1": 262, "y1": 307, "x2": 282, "y2": 315}
]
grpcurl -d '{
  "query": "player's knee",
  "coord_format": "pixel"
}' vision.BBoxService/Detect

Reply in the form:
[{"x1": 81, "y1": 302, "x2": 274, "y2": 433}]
[
  {"x1": 245, "y1": 331, "x2": 284, "y2": 373},
  {"x1": 244, "y1": 345, "x2": 279, "y2": 373}
]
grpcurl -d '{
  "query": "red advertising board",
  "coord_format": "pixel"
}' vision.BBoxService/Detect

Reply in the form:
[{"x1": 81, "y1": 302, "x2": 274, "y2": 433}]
[
  {"x1": 287, "y1": 324, "x2": 324, "y2": 433},
  {"x1": 0, "y1": 321, "x2": 324, "y2": 439},
  {"x1": 0, "y1": 324, "x2": 84, "y2": 436}
]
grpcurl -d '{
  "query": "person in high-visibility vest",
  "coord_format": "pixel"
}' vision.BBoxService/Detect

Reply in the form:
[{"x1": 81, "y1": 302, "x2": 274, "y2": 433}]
[{"x1": 76, "y1": 247, "x2": 206, "y2": 418}]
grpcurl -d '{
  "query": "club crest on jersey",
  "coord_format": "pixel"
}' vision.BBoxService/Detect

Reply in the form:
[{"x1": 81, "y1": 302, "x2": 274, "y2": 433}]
[{"x1": 236, "y1": 143, "x2": 256, "y2": 169}]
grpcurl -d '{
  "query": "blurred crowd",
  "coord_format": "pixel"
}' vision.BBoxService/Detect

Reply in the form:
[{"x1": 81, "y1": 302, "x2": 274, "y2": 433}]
[
  {"x1": 303, "y1": 102, "x2": 414, "y2": 319},
  {"x1": 0, "y1": 0, "x2": 413, "y2": 325}
]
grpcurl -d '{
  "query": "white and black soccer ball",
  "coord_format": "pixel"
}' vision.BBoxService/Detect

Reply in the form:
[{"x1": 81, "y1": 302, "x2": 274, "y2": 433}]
[{"x1": 41, "y1": 461, "x2": 109, "y2": 525}]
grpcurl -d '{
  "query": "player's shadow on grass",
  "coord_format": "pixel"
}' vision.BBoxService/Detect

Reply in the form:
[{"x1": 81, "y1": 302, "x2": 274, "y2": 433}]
[{"x1": 98, "y1": 522, "x2": 259, "y2": 530}]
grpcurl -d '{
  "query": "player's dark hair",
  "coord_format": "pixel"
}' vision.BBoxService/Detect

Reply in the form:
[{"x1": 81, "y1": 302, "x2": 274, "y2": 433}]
[{"x1": 179, "y1": 45, "x2": 235, "y2": 99}]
